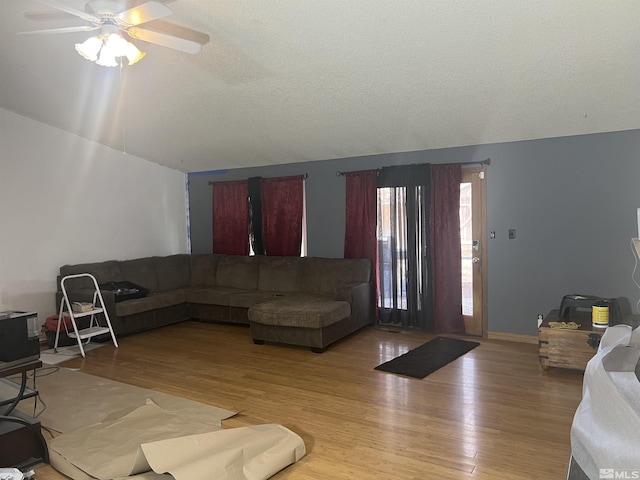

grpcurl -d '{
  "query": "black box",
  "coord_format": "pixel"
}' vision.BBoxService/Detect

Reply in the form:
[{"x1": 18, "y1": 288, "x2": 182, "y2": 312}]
[
  {"x1": 0, "y1": 311, "x2": 40, "y2": 362},
  {"x1": 99, "y1": 281, "x2": 149, "y2": 302}
]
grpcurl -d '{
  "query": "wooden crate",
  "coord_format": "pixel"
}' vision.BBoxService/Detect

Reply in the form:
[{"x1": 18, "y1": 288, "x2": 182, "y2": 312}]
[{"x1": 538, "y1": 309, "x2": 604, "y2": 371}]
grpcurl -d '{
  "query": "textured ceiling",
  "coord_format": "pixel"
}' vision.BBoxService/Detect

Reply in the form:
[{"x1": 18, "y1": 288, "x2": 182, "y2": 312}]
[{"x1": 1, "y1": 0, "x2": 640, "y2": 173}]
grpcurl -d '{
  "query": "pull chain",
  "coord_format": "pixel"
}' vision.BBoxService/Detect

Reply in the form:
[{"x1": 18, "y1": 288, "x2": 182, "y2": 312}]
[{"x1": 119, "y1": 58, "x2": 126, "y2": 155}]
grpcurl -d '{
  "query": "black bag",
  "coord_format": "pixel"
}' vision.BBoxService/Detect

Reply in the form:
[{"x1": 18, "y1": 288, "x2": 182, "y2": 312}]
[{"x1": 99, "y1": 281, "x2": 149, "y2": 303}]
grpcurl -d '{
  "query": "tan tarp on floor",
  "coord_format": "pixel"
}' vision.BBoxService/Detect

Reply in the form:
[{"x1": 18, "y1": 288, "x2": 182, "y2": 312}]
[
  {"x1": 17, "y1": 368, "x2": 306, "y2": 480},
  {"x1": 49, "y1": 401, "x2": 305, "y2": 480},
  {"x1": 19, "y1": 368, "x2": 235, "y2": 433}
]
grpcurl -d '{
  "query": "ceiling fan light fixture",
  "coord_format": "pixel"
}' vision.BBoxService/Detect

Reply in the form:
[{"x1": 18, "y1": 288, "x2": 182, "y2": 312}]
[
  {"x1": 74, "y1": 35, "x2": 102, "y2": 61},
  {"x1": 125, "y1": 42, "x2": 145, "y2": 65},
  {"x1": 20, "y1": 0, "x2": 206, "y2": 65},
  {"x1": 104, "y1": 32, "x2": 129, "y2": 57},
  {"x1": 75, "y1": 27, "x2": 145, "y2": 67},
  {"x1": 95, "y1": 45, "x2": 118, "y2": 67}
]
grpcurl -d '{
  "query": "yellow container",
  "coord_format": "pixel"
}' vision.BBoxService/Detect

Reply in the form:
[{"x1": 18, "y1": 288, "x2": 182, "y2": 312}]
[{"x1": 592, "y1": 303, "x2": 609, "y2": 328}]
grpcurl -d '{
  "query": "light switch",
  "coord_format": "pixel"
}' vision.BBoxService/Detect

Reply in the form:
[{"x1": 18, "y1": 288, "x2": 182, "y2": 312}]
[{"x1": 508, "y1": 229, "x2": 516, "y2": 239}]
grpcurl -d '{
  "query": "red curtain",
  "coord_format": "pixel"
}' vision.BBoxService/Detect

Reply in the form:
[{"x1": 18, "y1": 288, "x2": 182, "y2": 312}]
[
  {"x1": 344, "y1": 170, "x2": 378, "y2": 275},
  {"x1": 212, "y1": 180, "x2": 249, "y2": 255},
  {"x1": 261, "y1": 176, "x2": 304, "y2": 256},
  {"x1": 430, "y1": 164, "x2": 464, "y2": 334},
  {"x1": 344, "y1": 170, "x2": 378, "y2": 323}
]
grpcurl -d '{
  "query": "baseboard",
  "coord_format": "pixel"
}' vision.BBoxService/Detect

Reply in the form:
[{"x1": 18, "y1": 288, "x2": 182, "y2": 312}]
[{"x1": 487, "y1": 331, "x2": 538, "y2": 344}]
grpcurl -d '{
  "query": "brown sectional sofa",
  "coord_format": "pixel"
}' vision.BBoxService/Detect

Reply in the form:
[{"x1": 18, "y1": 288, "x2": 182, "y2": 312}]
[{"x1": 57, "y1": 254, "x2": 373, "y2": 352}]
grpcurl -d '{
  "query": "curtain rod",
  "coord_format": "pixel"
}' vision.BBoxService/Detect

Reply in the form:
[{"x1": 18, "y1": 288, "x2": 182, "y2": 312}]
[
  {"x1": 208, "y1": 173, "x2": 307, "y2": 185},
  {"x1": 460, "y1": 158, "x2": 491, "y2": 167},
  {"x1": 335, "y1": 158, "x2": 490, "y2": 177}
]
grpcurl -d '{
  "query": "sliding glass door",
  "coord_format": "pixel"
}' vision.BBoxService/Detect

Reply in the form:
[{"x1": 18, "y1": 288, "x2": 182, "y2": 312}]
[
  {"x1": 375, "y1": 164, "x2": 483, "y2": 335},
  {"x1": 376, "y1": 174, "x2": 432, "y2": 330}
]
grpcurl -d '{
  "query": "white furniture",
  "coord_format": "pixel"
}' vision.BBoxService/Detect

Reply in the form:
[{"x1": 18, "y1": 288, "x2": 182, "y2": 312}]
[
  {"x1": 55, "y1": 273, "x2": 118, "y2": 358},
  {"x1": 568, "y1": 324, "x2": 640, "y2": 479}
]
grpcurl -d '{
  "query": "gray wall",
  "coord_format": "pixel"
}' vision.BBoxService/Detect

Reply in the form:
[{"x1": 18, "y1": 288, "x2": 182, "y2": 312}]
[{"x1": 188, "y1": 129, "x2": 640, "y2": 335}]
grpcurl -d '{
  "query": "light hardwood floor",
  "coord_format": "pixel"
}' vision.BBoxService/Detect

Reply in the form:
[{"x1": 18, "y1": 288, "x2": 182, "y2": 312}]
[{"x1": 32, "y1": 321, "x2": 584, "y2": 480}]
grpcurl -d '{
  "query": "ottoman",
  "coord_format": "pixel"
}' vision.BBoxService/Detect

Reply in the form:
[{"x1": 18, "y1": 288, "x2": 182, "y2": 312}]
[{"x1": 248, "y1": 298, "x2": 352, "y2": 353}]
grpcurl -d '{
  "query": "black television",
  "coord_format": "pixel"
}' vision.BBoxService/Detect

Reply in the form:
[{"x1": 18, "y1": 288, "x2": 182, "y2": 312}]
[{"x1": 0, "y1": 311, "x2": 40, "y2": 366}]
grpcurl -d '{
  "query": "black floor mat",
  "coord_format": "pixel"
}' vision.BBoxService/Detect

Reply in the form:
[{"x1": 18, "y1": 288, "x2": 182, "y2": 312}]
[{"x1": 374, "y1": 336, "x2": 480, "y2": 379}]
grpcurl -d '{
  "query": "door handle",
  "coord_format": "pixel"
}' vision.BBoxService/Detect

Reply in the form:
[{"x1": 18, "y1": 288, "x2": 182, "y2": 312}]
[{"x1": 472, "y1": 257, "x2": 480, "y2": 263}]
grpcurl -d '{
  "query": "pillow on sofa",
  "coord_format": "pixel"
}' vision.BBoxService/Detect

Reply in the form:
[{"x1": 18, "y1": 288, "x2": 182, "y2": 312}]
[
  {"x1": 118, "y1": 257, "x2": 158, "y2": 293},
  {"x1": 190, "y1": 254, "x2": 221, "y2": 287},
  {"x1": 60, "y1": 260, "x2": 123, "y2": 291},
  {"x1": 258, "y1": 256, "x2": 304, "y2": 292},
  {"x1": 216, "y1": 256, "x2": 259, "y2": 290},
  {"x1": 301, "y1": 257, "x2": 371, "y2": 295},
  {"x1": 154, "y1": 255, "x2": 191, "y2": 292}
]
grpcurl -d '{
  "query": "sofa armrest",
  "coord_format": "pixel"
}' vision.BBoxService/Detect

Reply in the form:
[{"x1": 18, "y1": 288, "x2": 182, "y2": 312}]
[
  {"x1": 334, "y1": 282, "x2": 373, "y2": 326},
  {"x1": 334, "y1": 282, "x2": 363, "y2": 302}
]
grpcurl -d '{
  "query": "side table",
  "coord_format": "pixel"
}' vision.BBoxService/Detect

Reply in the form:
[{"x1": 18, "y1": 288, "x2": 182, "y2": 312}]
[
  {"x1": 0, "y1": 358, "x2": 49, "y2": 469},
  {"x1": 538, "y1": 309, "x2": 640, "y2": 371},
  {"x1": 539, "y1": 309, "x2": 606, "y2": 371}
]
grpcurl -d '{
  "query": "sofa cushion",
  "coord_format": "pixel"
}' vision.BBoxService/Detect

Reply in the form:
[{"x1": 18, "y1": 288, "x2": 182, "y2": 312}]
[
  {"x1": 118, "y1": 257, "x2": 159, "y2": 293},
  {"x1": 300, "y1": 257, "x2": 371, "y2": 295},
  {"x1": 229, "y1": 291, "x2": 282, "y2": 309},
  {"x1": 229, "y1": 291, "x2": 329, "y2": 309},
  {"x1": 258, "y1": 256, "x2": 304, "y2": 292},
  {"x1": 216, "y1": 256, "x2": 260, "y2": 290},
  {"x1": 154, "y1": 255, "x2": 191, "y2": 292},
  {"x1": 190, "y1": 254, "x2": 221, "y2": 287},
  {"x1": 151, "y1": 289, "x2": 190, "y2": 309},
  {"x1": 115, "y1": 290, "x2": 188, "y2": 317},
  {"x1": 60, "y1": 261, "x2": 123, "y2": 291},
  {"x1": 187, "y1": 287, "x2": 247, "y2": 306},
  {"x1": 248, "y1": 299, "x2": 351, "y2": 328},
  {"x1": 115, "y1": 296, "x2": 152, "y2": 317}
]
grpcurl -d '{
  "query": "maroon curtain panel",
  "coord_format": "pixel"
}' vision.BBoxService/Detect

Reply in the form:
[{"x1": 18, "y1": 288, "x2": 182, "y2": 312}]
[
  {"x1": 344, "y1": 170, "x2": 378, "y2": 323},
  {"x1": 344, "y1": 170, "x2": 378, "y2": 280},
  {"x1": 430, "y1": 164, "x2": 464, "y2": 334},
  {"x1": 261, "y1": 176, "x2": 304, "y2": 256},
  {"x1": 212, "y1": 180, "x2": 249, "y2": 255}
]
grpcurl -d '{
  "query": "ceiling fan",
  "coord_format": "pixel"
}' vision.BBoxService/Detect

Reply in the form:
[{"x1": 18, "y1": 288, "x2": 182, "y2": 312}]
[{"x1": 19, "y1": 0, "x2": 209, "y2": 66}]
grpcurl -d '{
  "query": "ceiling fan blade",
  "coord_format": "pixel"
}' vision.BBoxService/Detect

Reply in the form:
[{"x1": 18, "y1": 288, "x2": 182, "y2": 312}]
[
  {"x1": 18, "y1": 25, "x2": 101, "y2": 35},
  {"x1": 142, "y1": 19, "x2": 209, "y2": 47},
  {"x1": 127, "y1": 27, "x2": 202, "y2": 54},
  {"x1": 33, "y1": 0, "x2": 102, "y2": 25},
  {"x1": 24, "y1": 10, "x2": 76, "y2": 21},
  {"x1": 116, "y1": 1, "x2": 173, "y2": 27}
]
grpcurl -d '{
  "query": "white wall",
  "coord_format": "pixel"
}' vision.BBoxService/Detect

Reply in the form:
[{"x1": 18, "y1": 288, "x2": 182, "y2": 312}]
[{"x1": 0, "y1": 109, "x2": 189, "y2": 334}]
